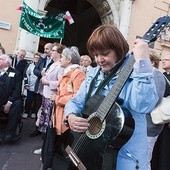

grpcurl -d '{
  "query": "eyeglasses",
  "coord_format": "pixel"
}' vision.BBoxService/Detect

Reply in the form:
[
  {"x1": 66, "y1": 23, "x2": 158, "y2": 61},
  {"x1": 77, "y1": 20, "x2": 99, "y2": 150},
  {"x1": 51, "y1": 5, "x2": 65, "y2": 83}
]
[
  {"x1": 52, "y1": 50, "x2": 58, "y2": 52},
  {"x1": 161, "y1": 59, "x2": 170, "y2": 62}
]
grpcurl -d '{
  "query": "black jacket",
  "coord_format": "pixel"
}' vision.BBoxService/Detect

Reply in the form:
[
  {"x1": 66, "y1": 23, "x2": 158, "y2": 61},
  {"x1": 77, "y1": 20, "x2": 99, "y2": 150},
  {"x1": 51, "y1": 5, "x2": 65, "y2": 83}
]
[
  {"x1": 0, "y1": 67, "x2": 22, "y2": 106},
  {"x1": 14, "y1": 59, "x2": 28, "y2": 76}
]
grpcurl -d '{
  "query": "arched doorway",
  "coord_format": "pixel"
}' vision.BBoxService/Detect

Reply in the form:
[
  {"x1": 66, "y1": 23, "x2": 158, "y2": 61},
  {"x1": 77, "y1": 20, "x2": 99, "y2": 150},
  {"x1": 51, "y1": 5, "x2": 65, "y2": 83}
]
[{"x1": 38, "y1": 0, "x2": 101, "y2": 55}]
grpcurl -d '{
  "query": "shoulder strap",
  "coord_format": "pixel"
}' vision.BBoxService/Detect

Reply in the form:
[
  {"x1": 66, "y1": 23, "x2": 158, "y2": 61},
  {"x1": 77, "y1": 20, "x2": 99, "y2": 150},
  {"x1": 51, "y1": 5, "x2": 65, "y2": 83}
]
[{"x1": 86, "y1": 58, "x2": 125, "y2": 101}]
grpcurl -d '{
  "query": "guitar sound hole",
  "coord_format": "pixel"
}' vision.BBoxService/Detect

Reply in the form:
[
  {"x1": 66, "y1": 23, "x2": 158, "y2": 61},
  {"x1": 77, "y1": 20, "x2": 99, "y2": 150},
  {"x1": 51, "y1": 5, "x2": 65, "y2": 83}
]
[{"x1": 88, "y1": 116, "x2": 102, "y2": 135}]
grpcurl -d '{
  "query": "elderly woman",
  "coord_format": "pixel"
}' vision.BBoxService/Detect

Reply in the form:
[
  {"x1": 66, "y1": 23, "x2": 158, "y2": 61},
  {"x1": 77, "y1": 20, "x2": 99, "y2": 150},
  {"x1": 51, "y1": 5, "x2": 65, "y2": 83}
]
[
  {"x1": 81, "y1": 55, "x2": 93, "y2": 74},
  {"x1": 53, "y1": 25, "x2": 161, "y2": 170},
  {"x1": 52, "y1": 46, "x2": 85, "y2": 135},
  {"x1": 23, "y1": 52, "x2": 41, "y2": 119},
  {"x1": 38, "y1": 43, "x2": 65, "y2": 133}
]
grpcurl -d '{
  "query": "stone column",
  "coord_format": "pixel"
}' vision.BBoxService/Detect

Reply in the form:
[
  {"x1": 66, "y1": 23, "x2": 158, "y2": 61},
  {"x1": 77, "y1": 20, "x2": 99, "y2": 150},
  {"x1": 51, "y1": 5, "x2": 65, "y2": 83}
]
[{"x1": 15, "y1": 0, "x2": 46, "y2": 60}]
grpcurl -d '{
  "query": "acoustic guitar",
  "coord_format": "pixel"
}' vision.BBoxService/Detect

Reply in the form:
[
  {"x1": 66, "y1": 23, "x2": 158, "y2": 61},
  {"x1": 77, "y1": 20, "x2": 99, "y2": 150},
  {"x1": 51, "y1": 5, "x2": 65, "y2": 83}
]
[{"x1": 53, "y1": 16, "x2": 170, "y2": 170}]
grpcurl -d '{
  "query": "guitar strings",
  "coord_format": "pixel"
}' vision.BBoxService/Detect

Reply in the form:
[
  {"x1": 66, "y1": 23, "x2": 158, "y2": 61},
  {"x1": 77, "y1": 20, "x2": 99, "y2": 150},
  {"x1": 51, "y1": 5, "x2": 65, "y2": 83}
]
[
  {"x1": 72, "y1": 133, "x2": 88, "y2": 155},
  {"x1": 72, "y1": 117, "x2": 100, "y2": 155}
]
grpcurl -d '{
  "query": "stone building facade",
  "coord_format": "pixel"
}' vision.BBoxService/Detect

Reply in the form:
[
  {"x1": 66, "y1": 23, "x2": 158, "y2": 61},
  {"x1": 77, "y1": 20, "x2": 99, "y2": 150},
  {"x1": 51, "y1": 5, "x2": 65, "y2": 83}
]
[{"x1": 0, "y1": 0, "x2": 169, "y2": 60}]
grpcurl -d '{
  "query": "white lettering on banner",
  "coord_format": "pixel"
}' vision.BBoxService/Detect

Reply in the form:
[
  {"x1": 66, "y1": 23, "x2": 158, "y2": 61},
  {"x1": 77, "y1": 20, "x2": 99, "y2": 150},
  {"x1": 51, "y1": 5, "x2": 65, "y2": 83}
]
[
  {"x1": 34, "y1": 32, "x2": 51, "y2": 38},
  {"x1": 21, "y1": 18, "x2": 33, "y2": 32}
]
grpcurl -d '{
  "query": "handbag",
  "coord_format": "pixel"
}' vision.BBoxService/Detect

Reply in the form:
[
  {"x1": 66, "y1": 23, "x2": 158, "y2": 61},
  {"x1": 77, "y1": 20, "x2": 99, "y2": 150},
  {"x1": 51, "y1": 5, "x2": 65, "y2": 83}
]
[
  {"x1": 151, "y1": 74, "x2": 170, "y2": 124},
  {"x1": 41, "y1": 105, "x2": 56, "y2": 170},
  {"x1": 41, "y1": 124, "x2": 57, "y2": 170},
  {"x1": 150, "y1": 96, "x2": 170, "y2": 124}
]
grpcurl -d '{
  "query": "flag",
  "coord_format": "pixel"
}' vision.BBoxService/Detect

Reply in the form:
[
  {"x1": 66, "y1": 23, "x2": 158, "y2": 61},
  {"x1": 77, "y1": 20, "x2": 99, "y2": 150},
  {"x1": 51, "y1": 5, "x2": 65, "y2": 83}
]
[
  {"x1": 19, "y1": 2, "x2": 66, "y2": 39},
  {"x1": 22, "y1": 1, "x2": 44, "y2": 18},
  {"x1": 65, "y1": 11, "x2": 74, "y2": 25},
  {"x1": 16, "y1": 5, "x2": 23, "y2": 11}
]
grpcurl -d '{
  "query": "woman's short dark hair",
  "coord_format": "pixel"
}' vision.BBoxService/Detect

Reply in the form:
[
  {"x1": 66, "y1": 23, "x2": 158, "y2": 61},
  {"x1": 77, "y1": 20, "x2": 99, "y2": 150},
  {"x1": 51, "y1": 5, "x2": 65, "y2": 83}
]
[{"x1": 87, "y1": 24, "x2": 129, "y2": 61}]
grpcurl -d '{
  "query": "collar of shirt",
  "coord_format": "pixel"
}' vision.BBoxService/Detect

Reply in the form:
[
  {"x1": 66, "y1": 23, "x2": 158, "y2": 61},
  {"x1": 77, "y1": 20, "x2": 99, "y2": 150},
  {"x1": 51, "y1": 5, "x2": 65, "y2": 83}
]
[
  {"x1": 46, "y1": 57, "x2": 51, "y2": 65},
  {"x1": 17, "y1": 57, "x2": 20, "y2": 64},
  {"x1": 0, "y1": 70, "x2": 5, "y2": 76},
  {"x1": 0, "y1": 67, "x2": 8, "y2": 75}
]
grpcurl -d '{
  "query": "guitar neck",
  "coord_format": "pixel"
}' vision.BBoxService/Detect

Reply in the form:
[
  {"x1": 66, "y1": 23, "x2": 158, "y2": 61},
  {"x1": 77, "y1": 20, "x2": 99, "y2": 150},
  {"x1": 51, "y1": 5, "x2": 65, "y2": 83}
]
[
  {"x1": 95, "y1": 16, "x2": 170, "y2": 121},
  {"x1": 97, "y1": 55, "x2": 135, "y2": 121}
]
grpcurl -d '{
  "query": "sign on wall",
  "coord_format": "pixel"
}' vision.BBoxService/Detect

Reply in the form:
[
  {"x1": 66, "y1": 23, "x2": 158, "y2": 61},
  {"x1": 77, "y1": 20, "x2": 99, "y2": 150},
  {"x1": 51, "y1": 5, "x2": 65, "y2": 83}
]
[{"x1": 0, "y1": 21, "x2": 11, "y2": 30}]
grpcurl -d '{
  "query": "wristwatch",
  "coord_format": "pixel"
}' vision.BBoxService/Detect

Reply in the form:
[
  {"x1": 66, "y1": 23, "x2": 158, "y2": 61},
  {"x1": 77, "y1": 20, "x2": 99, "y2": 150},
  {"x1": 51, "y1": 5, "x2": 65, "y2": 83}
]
[{"x1": 64, "y1": 115, "x2": 70, "y2": 127}]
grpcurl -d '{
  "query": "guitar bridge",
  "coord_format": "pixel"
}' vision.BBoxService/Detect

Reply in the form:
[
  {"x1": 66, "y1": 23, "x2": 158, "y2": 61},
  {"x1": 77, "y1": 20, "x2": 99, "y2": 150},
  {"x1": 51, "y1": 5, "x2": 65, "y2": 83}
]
[{"x1": 65, "y1": 145, "x2": 87, "y2": 170}]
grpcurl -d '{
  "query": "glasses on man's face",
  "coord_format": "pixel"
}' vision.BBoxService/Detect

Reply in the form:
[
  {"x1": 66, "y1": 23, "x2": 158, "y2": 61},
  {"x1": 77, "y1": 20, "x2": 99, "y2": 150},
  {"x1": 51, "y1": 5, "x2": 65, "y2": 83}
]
[
  {"x1": 161, "y1": 59, "x2": 170, "y2": 62},
  {"x1": 52, "y1": 49, "x2": 58, "y2": 52}
]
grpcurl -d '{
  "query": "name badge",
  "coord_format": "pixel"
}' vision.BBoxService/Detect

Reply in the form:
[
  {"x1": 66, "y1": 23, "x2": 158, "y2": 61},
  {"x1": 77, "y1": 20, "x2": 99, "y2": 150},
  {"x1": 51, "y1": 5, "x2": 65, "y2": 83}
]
[{"x1": 8, "y1": 72, "x2": 15, "y2": 77}]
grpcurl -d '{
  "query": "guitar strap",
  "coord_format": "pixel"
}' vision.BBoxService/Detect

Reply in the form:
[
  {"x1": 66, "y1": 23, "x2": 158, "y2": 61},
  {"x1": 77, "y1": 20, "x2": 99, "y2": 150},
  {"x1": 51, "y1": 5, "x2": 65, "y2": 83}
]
[{"x1": 86, "y1": 58, "x2": 125, "y2": 102}]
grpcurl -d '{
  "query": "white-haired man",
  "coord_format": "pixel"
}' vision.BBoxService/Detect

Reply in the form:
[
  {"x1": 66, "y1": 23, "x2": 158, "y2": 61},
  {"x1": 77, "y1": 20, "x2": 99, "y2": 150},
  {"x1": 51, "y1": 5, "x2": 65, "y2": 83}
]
[{"x1": 0, "y1": 54, "x2": 23, "y2": 142}]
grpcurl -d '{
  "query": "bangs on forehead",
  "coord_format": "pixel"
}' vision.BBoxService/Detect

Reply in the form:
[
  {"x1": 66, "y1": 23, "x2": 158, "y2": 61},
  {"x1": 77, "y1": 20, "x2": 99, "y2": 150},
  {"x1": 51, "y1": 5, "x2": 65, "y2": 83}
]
[
  {"x1": 88, "y1": 33, "x2": 111, "y2": 55},
  {"x1": 87, "y1": 24, "x2": 129, "y2": 60}
]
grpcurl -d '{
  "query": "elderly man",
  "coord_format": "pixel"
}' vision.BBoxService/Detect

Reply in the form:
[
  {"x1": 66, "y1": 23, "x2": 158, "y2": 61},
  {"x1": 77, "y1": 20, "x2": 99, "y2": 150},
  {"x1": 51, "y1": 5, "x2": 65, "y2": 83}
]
[
  {"x1": 12, "y1": 49, "x2": 28, "y2": 76},
  {"x1": 0, "y1": 54, "x2": 23, "y2": 142}
]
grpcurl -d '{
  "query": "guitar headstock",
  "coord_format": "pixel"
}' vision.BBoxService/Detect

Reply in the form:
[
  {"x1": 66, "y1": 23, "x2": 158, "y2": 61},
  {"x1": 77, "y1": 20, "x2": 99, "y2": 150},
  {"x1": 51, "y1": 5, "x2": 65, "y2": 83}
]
[{"x1": 143, "y1": 16, "x2": 170, "y2": 43}]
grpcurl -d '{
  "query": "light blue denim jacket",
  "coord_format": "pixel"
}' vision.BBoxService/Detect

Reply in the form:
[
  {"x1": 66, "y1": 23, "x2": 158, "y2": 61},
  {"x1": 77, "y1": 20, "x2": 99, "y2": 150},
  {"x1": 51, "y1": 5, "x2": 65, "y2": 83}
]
[{"x1": 64, "y1": 53, "x2": 159, "y2": 170}]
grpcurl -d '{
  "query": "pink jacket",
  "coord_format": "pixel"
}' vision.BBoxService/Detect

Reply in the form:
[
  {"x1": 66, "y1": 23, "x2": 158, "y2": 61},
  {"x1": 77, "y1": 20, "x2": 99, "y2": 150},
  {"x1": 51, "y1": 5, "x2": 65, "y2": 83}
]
[{"x1": 40, "y1": 62, "x2": 64, "y2": 98}]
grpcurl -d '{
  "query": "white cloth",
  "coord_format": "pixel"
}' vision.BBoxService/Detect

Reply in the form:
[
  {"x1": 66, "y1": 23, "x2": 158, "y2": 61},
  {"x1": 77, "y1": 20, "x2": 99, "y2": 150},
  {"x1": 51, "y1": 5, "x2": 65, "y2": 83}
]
[
  {"x1": 0, "y1": 67, "x2": 8, "y2": 76},
  {"x1": 35, "y1": 106, "x2": 42, "y2": 127},
  {"x1": 45, "y1": 57, "x2": 51, "y2": 68},
  {"x1": 64, "y1": 64, "x2": 80, "y2": 74},
  {"x1": 34, "y1": 148, "x2": 42, "y2": 155}
]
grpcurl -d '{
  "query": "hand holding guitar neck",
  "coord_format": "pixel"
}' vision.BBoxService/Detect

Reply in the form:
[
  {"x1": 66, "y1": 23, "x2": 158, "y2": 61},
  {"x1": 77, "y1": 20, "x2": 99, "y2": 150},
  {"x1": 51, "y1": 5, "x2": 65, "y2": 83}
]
[{"x1": 132, "y1": 39, "x2": 150, "y2": 60}]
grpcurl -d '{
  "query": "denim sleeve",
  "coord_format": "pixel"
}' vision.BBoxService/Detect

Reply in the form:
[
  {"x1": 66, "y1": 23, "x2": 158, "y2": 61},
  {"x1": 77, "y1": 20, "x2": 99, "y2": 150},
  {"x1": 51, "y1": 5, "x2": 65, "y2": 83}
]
[
  {"x1": 123, "y1": 59, "x2": 159, "y2": 114},
  {"x1": 133, "y1": 58, "x2": 152, "y2": 73}
]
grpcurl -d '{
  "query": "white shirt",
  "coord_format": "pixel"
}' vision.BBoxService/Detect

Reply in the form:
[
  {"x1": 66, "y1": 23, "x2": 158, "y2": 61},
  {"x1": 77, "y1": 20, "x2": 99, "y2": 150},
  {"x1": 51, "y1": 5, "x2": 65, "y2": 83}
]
[
  {"x1": 45, "y1": 57, "x2": 51, "y2": 68},
  {"x1": 0, "y1": 67, "x2": 8, "y2": 76}
]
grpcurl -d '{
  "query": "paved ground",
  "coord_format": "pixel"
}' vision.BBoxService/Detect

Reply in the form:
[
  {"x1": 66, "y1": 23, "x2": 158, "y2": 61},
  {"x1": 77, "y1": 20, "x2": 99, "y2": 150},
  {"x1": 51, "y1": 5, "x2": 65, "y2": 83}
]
[{"x1": 0, "y1": 118, "x2": 43, "y2": 170}]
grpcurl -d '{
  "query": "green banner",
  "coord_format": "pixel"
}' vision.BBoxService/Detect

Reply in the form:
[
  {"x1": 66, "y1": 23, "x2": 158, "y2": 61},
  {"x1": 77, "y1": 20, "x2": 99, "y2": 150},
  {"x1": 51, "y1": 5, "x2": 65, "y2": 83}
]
[{"x1": 19, "y1": 2, "x2": 65, "y2": 39}]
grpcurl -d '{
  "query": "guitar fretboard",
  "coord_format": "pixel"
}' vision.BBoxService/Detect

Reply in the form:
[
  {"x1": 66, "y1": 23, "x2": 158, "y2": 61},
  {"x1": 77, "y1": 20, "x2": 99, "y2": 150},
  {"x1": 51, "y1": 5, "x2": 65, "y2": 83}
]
[
  {"x1": 96, "y1": 55, "x2": 135, "y2": 121},
  {"x1": 95, "y1": 16, "x2": 170, "y2": 121}
]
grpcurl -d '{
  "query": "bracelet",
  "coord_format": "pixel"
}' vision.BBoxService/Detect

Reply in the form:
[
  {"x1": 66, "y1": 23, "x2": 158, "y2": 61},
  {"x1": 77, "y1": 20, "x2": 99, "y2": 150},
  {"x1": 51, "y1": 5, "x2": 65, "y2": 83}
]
[{"x1": 64, "y1": 113, "x2": 82, "y2": 127}]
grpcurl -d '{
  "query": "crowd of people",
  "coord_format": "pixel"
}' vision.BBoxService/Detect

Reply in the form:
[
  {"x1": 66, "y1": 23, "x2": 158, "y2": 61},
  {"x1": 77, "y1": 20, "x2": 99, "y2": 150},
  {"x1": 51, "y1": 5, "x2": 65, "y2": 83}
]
[{"x1": 0, "y1": 24, "x2": 170, "y2": 170}]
